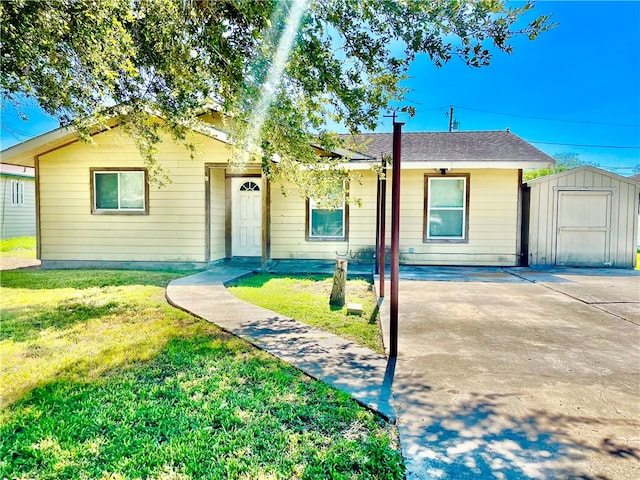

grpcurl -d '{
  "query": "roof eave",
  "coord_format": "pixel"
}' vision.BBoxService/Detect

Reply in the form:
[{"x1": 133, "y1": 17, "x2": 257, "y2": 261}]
[
  {"x1": 342, "y1": 160, "x2": 555, "y2": 170},
  {"x1": 0, "y1": 126, "x2": 76, "y2": 167},
  {"x1": 526, "y1": 164, "x2": 640, "y2": 185},
  {"x1": 310, "y1": 143, "x2": 373, "y2": 161},
  {"x1": 0, "y1": 116, "x2": 232, "y2": 168}
]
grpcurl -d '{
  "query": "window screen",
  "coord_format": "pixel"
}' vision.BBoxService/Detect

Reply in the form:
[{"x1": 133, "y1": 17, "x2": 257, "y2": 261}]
[
  {"x1": 308, "y1": 184, "x2": 346, "y2": 240},
  {"x1": 426, "y1": 177, "x2": 467, "y2": 240},
  {"x1": 93, "y1": 170, "x2": 146, "y2": 213}
]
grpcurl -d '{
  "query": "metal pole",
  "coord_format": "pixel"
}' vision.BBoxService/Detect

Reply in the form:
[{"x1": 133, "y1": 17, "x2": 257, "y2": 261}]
[
  {"x1": 449, "y1": 105, "x2": 454, "y2": 132},
  {"x1": 390, "y1": 121, "x2": 403, "y2": 358},
  {"x1": 379, "y1": 156, "x2": 387, "y2": 298},
  {"x1": 375, "y1": 168, "x2": 381, "y2": 276}
]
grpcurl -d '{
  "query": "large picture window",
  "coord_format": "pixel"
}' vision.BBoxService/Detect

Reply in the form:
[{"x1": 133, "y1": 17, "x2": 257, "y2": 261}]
[
  {"x1": 91, "y1": 169, "x2": 148, "y2": 214},
  {"x1": 425, "y1": 175, "x2": 469, "y2": 242},
  {"x1": 307, "y1": 183, "x2": 348, "y2": 241}
]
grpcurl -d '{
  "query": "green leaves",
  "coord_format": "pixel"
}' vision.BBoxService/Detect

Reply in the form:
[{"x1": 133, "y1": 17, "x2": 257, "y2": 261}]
[
  {"x1": 1, "y1": 0, "x2": 552, "y2": 193},
  {"x1": 523, "y1": 153, "x2": 593, "y2": 182}
]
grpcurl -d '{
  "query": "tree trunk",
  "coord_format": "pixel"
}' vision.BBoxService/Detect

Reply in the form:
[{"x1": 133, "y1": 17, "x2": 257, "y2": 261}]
[{"x1": 329, "y1": 259, "x2": 348, "y2": 307}]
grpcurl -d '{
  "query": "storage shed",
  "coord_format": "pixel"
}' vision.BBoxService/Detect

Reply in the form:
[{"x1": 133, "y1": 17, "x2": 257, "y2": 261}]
[
  {"x1": 632, "y1": 173, "x2": 640, "y2": 248},
  {"x1": 526, "y1": 166, "x2": 639, "y2": 268},
  {"x1": 0, "y1": 163, "x2": 36, "y2": 239}
]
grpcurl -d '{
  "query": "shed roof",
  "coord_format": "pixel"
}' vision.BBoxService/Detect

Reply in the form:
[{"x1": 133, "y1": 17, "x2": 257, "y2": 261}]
[
  {"x1": 340, "y1": 130, "x2": 554, "y2": 169},
  {"x1": 526, "y1": 165, "x2": 640, "y2": 186}
]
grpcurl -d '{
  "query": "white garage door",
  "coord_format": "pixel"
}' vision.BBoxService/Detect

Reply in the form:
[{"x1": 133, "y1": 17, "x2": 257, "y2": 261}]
[{"x1": 556, "y1": 190, "x2": 611, "y2": 266}]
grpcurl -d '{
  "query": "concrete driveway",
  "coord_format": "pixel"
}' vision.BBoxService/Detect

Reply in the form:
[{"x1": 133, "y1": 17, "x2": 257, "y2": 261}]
[{"x1": 378, "y1": 267, "x2": 640, "y2": 479}]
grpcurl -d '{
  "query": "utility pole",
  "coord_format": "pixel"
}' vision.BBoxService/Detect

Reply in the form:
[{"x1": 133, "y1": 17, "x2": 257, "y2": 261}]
[{"x1": 449, "y1": 105, "x2": 454, "y2": 132}]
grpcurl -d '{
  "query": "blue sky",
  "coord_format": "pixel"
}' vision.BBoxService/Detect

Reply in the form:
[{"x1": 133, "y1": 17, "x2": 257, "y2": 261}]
[
  {"x1": 380, "y1": 0, "x2": 640, "y2": 176},
  {"x1": 1, "y1": 1, "x2": 639, "y2": 176}
]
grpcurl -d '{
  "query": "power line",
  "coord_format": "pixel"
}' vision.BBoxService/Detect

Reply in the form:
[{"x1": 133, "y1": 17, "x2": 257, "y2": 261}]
[{"x1": 451, "y1": 105, "x2": 640, "y2": 128}]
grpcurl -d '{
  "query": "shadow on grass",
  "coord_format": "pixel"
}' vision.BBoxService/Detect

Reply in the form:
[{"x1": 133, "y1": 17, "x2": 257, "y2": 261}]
[
  {"x1": 226, "y1": 272, "x2": 373, "y2": 289},
  {"x1": 1, "y1": 335, "x2": 404, "y2": 480},
  {"x1": 1, "y1": 300, "x2": 122, "y2": 342},
  {"x1": 369, "y1": 299, "x2": 381, "y2": 324},
  {"x1": 0, "y1": 269, "x2": 198, "y2": 290},
  {"x1": 226, "y1": 272, "x2": 331, "y2": 289}
]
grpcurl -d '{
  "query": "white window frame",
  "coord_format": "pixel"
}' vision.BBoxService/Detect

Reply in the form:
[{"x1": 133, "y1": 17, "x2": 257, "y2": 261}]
[
  {"x1": 92, "y1": 169, "x2": 148, "y2": 214},
  {"x1": 426, "y1": 176, "x2": 468, "y2": 241},
  {"x1": 10, "y1": 180, "x2": 25, "y2": 206}
]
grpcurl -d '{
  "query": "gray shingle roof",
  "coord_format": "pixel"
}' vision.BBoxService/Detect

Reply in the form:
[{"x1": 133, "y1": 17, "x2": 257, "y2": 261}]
[{"x1": 340, "y1": 130, "x2": 553, "y2": 165}]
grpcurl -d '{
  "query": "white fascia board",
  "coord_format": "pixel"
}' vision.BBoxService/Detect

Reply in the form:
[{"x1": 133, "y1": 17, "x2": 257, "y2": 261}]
[
  {"x1": 191, "y1": 123, "x2": 231, "y2": 144},
  {"x1": 0, "y1": 126, "x2": 76, "y2": 167},
  {"x1": 0, "y1": 163, "x2": 35, "y2": 177},
  {"x1": 342, "y1": 160, "x2": 555, "y2": 170},
  {"x1": 0, "y1": 119, "x2": 232, "y2": 168}
]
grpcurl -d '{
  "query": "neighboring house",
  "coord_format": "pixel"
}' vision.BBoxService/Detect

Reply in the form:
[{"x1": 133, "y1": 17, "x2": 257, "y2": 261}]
[
  {"x1": 526, "y1": 166, "x2": 639, "y2": 268},
  {"x1": 0, "y1": 115, "x2": 554, "y2": 269},
  {"x1": 0, "y1": 163, "x2": 36, "y2": 239}
]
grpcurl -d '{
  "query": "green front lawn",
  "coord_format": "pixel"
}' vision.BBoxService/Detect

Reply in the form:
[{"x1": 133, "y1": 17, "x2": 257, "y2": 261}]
[
  {"x1": 227, "y1": 274, "x2": 383, "y2": 353},
  {"x1": 0, "y1": 269, "x2": 403, "y2": 479}
]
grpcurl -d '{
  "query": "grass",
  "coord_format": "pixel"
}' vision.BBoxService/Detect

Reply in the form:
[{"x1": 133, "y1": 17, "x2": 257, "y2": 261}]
[
  {"x1": 227, "y1": 274, "x2": 384, "y2": 353},
  {"x1": 0, "y1": 269, "x2": 403, "y2": 479},
  {"x1": 0, "y1": 236, "x2": 36, "y2": 258}
]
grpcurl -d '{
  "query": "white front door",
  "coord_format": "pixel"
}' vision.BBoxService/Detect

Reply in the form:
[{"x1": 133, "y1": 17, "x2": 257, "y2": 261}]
[{"x1": 232, "y1": 178, "x2": 262, "y2": 257}]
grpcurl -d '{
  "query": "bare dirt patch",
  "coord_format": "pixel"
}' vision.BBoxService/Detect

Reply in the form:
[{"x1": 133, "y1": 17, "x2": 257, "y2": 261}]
[{"x1": 0, "y1": 256, "x2": 41, "y2": 271}]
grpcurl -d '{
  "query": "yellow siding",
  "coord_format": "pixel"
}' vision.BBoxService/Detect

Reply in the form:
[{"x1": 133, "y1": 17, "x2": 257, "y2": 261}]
[
  {"x1": 209, "y1": 167, "x2": 226, "y2": 260},
  {"x1": 38, "y1": 128, "x2": 232, "y2": 263},
  {"x1": 270, "y1": 171, "x2": 377, "y2": 261},
  {"x1": 270, "y1": 168, "x2": 520, "y2": 266},
  {"x1": 35, "y1": 121, "x2": 523, "y2": 268}
]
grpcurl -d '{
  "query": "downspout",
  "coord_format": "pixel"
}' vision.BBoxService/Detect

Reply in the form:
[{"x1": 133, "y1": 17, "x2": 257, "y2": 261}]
[
  {"x1": 261, "y1": 171, "x2": 269, "y2": 270},
  {"x1": 204, "y1": 166, "x2": 211, "y2": 264},
  {"x1": 34, "y1": 156, "x2": 41, "y2": 260},
  {"x1": 378, "y1": 155, "x2": 387, "y2": 298},
  {"x1": 516, "y1": 169, "x2": 525, "y2": 266},
  {"x1": 375, "y1": 166, "x2": 381, "y2": 275},
  {"x1": 519, "y1": 172, "x2": 531, "y2": 267}
]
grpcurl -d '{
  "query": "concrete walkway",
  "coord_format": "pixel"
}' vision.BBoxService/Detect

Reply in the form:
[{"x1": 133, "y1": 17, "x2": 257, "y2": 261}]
[
  {"x1": 166, "y1": 261, "x2": 396, "y2": 422},
  {"x1": 167, "y1": 261, "x2": 640, "y2": 480}
]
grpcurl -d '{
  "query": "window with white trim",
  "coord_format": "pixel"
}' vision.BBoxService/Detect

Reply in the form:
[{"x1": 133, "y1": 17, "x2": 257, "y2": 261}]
[
  {"x1": 10, "y1": 180, "x2": 25, "y2": 206},
  {"x1": 425, "y1": 176, "x2": 468, "y2": 241},
  {"x1": 307, "y1": 184, "x2": 347, "y2": 240},
  {"x1": 92, "y1": 170, "x2": 148, "y2": 214}
]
